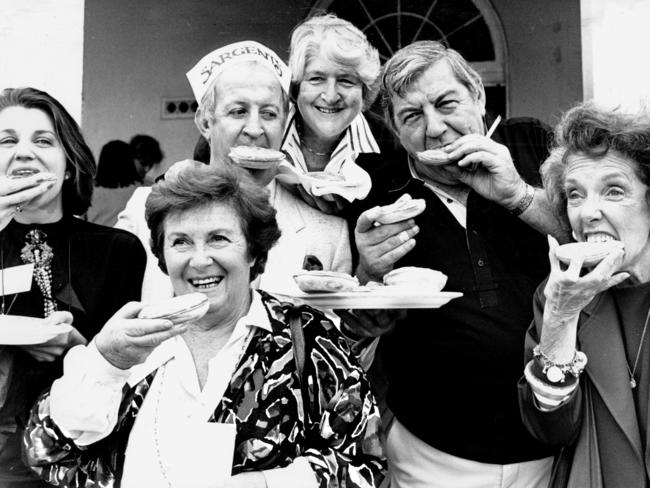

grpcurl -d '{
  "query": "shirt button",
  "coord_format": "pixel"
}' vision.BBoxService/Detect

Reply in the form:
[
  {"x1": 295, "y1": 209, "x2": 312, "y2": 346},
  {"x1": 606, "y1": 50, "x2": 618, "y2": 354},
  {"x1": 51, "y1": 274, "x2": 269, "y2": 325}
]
[{"x1": 477, "y1": 259, "x2": 485, "y2": 267}]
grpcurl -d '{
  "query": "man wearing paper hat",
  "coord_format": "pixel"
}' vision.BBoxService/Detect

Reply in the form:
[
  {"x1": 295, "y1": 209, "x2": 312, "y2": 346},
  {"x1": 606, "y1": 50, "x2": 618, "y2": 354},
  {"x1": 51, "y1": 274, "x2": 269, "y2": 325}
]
[{"x1": 116, "y1": 40, "x2": 352, "y2": 306}]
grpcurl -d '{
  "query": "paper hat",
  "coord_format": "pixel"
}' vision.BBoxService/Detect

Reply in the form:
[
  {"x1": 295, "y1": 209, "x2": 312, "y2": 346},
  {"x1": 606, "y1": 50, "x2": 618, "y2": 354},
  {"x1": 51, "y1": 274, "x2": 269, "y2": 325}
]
[{"x1": 186, "y1": 40, "x2": 291, "y2": 104}]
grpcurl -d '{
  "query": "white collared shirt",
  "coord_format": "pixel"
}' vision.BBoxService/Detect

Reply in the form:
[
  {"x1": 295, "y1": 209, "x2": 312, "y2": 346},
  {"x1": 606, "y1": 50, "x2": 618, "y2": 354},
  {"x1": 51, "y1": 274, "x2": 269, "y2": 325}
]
[
  {"x1": 50, "y1": 292, "x2": 317, "y2": 488},
  {"x1": 281, "y1": 109, "x2": 379, "y2": 202}
]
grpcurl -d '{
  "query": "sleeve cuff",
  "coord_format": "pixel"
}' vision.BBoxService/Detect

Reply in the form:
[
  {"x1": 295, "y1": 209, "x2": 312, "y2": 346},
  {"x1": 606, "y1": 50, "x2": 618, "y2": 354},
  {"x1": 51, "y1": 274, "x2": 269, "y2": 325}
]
[
  {"x1": 262, "y1": 457, "x2": 318, "y2": 488},
  {"x1": 50, "y1": 342, "x2": 131, "y2": 445},
  {"x1": 524, "y1": 360, "x2": 578, "y2": 411}
]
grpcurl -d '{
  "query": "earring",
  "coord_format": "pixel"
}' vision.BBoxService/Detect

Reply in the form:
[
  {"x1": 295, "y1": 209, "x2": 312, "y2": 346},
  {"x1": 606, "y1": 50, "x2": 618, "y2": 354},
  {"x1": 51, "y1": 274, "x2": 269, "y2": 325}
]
[{"x1": 64, "y1": 171, "x2": 71, "y2": 180}]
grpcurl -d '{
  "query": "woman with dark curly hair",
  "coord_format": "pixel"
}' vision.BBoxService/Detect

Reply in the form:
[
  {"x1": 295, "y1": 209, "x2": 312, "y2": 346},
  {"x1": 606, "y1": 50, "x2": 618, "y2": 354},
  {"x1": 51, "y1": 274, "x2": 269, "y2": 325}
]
[
  {"x1": 519, "y1": 102, "x2": 650, "y2": 487},
  {"x1": 0, "y1": 87, "x2": 145, "y2": 487},
  {"x1": 23, "y1": 162, "x2": 384, "y2": 488}
]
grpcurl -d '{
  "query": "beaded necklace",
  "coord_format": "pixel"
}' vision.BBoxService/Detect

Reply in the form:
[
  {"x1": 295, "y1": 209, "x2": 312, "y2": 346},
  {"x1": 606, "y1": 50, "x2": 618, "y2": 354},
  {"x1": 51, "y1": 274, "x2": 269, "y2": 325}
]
[{"x1": 0, "y1": 223, "x2": 71, "y2": 317}]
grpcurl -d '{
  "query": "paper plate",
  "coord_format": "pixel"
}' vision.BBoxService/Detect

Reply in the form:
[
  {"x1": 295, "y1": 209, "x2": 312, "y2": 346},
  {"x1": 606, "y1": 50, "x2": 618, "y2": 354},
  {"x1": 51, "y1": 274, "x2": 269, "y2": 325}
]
[
  {"x1": 282, "y1": 288, "x2": 463, "y2": 309},
  {"x1": 0, "y1": 315, "x2": 73, "y2": 345}
]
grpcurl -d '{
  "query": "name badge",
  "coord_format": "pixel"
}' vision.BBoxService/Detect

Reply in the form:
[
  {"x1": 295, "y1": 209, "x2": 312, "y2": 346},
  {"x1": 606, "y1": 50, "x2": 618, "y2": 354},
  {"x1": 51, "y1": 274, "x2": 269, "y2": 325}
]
[
  {"x1": 166, "y1": 420, "x2": 236, "y2": 487},
  {"x1": 0, "y1": 263, "x2": 33, "y2": 296}
]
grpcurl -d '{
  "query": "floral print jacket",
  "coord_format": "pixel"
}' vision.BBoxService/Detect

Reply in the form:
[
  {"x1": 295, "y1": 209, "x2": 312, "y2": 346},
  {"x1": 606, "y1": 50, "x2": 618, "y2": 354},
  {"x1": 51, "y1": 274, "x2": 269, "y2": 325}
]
[{"x1": 23, "y1": 291, "x2": 385, "y2": 487}]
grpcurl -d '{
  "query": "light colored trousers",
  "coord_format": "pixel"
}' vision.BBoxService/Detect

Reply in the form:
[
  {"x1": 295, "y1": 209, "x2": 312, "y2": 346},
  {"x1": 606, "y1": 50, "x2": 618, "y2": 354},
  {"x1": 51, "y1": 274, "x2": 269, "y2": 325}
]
[{"x1": 385, "y1": 419, "x2": 553, "y2": 488}]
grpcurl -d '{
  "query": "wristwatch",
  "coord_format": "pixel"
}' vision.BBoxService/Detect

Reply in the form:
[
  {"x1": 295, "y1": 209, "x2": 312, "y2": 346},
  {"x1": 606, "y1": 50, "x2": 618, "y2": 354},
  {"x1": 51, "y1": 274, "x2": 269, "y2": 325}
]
[{"x1": 533, "y1": 345, "x2": 588, "y2": 384}]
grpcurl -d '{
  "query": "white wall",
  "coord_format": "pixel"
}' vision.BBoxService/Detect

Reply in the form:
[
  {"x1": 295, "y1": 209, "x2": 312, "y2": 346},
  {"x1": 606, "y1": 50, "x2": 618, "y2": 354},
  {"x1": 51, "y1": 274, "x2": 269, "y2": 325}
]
[
  {"x1": 493, "y1": 0, "x2": 583, "y2": 126},
  {"x1": 582, "y1": 0, "x2": 650, "y2": 111},
  {"x1": 82, "y1": 0, "x2": 305, "y2": 167},
  {"x1": 0, "y1": 0, "x2": 85, "y2": 122}
]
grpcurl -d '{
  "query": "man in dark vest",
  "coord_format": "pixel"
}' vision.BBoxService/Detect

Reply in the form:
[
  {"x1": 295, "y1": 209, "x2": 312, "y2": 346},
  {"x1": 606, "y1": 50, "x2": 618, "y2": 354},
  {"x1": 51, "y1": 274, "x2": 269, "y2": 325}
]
[{"x1": 343, "y1": 40, "x2": 568, "y2": 488}]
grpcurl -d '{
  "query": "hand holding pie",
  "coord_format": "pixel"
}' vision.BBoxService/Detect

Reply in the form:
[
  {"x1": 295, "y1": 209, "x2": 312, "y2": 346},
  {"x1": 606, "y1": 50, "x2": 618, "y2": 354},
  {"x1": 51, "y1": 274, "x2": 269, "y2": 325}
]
[{"x1": 375, "y1": 194, "x2": 426, "y2": 225}]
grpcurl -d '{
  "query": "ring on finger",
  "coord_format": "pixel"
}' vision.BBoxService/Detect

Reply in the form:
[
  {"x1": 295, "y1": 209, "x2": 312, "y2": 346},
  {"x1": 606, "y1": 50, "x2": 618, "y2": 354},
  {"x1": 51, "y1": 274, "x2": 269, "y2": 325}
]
[{"x1": 15, "y1": 205, "x2": 23, "y2": 213}]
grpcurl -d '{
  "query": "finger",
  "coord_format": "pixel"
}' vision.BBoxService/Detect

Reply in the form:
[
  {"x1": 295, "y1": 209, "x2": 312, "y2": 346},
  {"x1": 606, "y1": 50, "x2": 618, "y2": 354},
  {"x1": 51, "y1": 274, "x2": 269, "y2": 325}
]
[
  {"x1": 115, "y1": 301, "x2": 146, "y2": 318},
  {"x1": 547, "y1": 235, "x2": 562, "y2": 272},
  {"x1": 455, "y1": 151, "x2": 495, "y2": 170},
  {"x1": 44, "y1": 311, "x2": 74, "y2": 326},
  {"x1": 375, "y1": 238, "x2": 417, "y2": 268},
  {"x1": 606, "y1": 272, "x2": 630, "y2": 288},
  {"x1": 356, "y1": 207, "x2": 384, "y2": 233},
  {"x1": 361, "y1": 220, "x2": 417, "y2": 245},
  {"x1": 0, "y1": 173, "x2": 51, "y2": 195},
  {"x1": 124, "y1": 319, "x2": 175, "y2": 337},
  {"x1": 565, "y1": 254, "x2": 585, "y2": 279},
  {"x1": 129, "y1": 323, "x2": 187, "y2": 347},
  {"x1": 0, "y1": 180, "x2": 55, "y2": 207},
  {"x1": 385, "y1": 226, "x2": 419, "y2": 252}
]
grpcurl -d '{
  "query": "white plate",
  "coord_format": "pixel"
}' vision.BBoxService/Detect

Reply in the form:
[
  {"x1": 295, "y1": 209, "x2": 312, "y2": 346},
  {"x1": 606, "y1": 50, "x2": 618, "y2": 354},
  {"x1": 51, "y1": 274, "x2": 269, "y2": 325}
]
[
  {"x1": 282, "y1": 289, "x2": 463, "y2": 309},
  {"x1": 0, "y1": 315, "x2": 73, "y2": 345}
]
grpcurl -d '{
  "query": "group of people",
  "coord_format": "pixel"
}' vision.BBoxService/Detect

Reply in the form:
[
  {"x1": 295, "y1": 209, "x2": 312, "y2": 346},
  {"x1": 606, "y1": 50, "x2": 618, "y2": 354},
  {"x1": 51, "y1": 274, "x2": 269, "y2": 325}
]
[{"x1": 0, "y1": 11, "x2": 649, "y2": 488}]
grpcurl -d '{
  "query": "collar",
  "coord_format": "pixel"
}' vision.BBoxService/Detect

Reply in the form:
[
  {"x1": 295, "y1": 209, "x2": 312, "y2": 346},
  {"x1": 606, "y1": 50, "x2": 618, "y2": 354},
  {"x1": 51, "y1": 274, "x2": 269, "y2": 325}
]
[
  {"x1": 281, "y1": 106, "x2": 380, "y2": 174},
  {"x1": 407, "y1": 156, "x2": 465, "y2": 205},
  {"x1": 128, "y1": 290, "x2": 272, "y2": 385}
]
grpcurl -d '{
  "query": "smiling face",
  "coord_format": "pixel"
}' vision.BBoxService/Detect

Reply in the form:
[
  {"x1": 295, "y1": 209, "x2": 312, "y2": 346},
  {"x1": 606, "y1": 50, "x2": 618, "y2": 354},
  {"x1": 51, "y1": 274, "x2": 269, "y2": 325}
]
[
  {"x1": 0, "y1": 106, "x2": 66, "y2": 217},
  {"x1": 163, "y1": 203, "x2": 255, "y2": 326},
  {"x1": 565, "y1": 151, "x2": 650, "y2": 281},
  {"x1": 391, "y1": 60, "x2": 485, "y2": 186},
  {"x1": 297, "y1": 50, "x2": 363, "y2": 144}
]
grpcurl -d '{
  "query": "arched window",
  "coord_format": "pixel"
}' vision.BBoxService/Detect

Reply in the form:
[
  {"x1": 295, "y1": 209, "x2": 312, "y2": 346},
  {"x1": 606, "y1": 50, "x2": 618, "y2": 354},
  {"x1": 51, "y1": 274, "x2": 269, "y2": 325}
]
[{"x1": 310, "y1": 0, "x2": 507, "y2": 118}]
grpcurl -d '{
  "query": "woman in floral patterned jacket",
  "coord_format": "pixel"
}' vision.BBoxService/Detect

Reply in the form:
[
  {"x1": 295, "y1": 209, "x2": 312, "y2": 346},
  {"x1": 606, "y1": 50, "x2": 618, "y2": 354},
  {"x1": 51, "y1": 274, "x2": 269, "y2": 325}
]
[{"x1": 23, "y1": 162, "x2": 384, "y2": 488}]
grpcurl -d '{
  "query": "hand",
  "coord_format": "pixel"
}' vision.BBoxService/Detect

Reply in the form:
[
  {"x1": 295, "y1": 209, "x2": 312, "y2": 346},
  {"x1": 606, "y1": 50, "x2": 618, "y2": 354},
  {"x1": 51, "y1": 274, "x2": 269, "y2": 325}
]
[
  {"x1": 95, "y1": 302, "x2": 186, "y2": 370},
  {"x1": 444, "y1": 134, "x2": 525, "y2": 208},
  {"x1": 335, "y1": 308, "x2": 406, "y2": 338},
  {"x1": 19, "y1": 311, "x2": 86, "y2": 362},
  {"x1": 354, "y1": 206, "x2": 419, "y2": 283},
  {"x1": 0, "y1": 173, "x2": 57, "y2": 230},
  {"x1": 296, "y1": 184, "x2": 346, "y2": 214},
  {"x1": 217, "y1": 471, "x2": 266, "y2": 488},
  {"x1": 543, "y1": 235, "x2": 629, "y2": 321}
]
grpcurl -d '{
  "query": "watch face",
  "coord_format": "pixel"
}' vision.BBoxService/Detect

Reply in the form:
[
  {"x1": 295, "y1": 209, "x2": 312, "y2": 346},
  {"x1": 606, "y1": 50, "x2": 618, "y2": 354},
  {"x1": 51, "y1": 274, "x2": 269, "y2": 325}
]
[{"x1": 546, "y1": 365, "x2": 565, "y2": 383}]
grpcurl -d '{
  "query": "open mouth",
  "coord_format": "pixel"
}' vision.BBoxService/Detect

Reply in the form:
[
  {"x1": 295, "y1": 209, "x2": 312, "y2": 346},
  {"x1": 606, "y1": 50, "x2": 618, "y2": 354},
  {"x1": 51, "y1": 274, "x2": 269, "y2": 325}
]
[
  {"x1": 315, "y1": 106, "x2": 343, "y2": 114},
  {"x1": 9, "y1": 167, "x2": 40, "y2": 179},
  {"x1": 584, "y1": 233, "x2": 617, "y2": 243},
  {"x1": 188, "y1": 276, "x2": 223, "y2": 290}
]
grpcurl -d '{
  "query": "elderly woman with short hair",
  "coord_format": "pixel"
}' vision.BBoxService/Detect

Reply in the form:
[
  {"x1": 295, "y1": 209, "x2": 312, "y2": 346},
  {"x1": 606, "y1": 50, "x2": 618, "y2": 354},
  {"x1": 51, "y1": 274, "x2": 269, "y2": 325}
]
[
  {"x1": 519, "y1": 102, "x2": 650, "y2": 487},
  {"x1": 282, "y1": 13, "x2": 407, "y2": 213},
  {"x1": 23, "y1": 162, "x2": 384, "y2": 488}
]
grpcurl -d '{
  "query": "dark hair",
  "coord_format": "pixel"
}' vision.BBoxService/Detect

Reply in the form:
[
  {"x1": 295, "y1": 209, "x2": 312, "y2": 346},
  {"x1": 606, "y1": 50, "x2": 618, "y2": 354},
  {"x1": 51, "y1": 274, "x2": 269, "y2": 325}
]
[
  {"x1": 145, "y1": 161, "x2": 281, "y2": 281},
  {"x1": 95, "y1": 140, "x2": 141, "y2": 188},
  {"x1": 0, "y1": 87, "x2": 95, "y2": 215},
  {"x1": 129, "y1": 134, "x2": 163, "y2": 168},
  {"x1": 541, "y1": 102, "x2": 650, "y2": 230}
]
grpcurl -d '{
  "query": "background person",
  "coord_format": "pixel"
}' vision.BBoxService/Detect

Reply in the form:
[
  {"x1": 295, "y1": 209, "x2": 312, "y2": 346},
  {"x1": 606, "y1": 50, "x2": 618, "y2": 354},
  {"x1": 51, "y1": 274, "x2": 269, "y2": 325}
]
[
  {"x1": 117, "y1": 40, "x2": 351, "y2": 302},
  {"x1": 519, "y1": 103, "x2": 650, "y2": 488},
  {"x1": 86, "y1": 139, "x2": 142, "y2": 226},
  {"x1": 344, "y1": 41, "x2": 567, "y2": 488},
  {"x1": 282, "y1": 13, "x2": 407, "y2": 215},
  {"x1": 24, "y1": 163, "x2": 384, "y2": 488},
  {"x1": 0, "y1": 87, "x2": 145, "y2": 487},
  {"x1": 129, "y1": 134, "x2": 164, "y2": 185}
]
